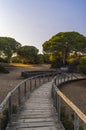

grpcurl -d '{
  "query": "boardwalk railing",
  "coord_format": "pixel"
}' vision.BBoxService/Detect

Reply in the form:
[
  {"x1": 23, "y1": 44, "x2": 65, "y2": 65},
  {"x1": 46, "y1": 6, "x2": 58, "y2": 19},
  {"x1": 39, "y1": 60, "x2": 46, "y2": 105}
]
[
  {"x1": 51, "y1": 73, "x2": 86, "y2": 130},
  {"x1": 0, "y1": 72, "x2": 56, "y2": 130}
]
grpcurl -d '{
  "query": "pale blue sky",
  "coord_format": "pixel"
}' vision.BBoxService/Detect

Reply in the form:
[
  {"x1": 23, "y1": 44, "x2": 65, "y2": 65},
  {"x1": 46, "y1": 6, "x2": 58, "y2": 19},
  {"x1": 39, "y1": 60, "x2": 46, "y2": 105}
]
[{"x1": 0, "y1": 0, "x2": 86, "y2": 53}]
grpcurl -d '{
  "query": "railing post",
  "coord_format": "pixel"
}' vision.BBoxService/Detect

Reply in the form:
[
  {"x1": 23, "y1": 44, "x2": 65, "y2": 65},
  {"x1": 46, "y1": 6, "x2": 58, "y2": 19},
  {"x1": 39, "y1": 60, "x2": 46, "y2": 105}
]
[
  {"x1": 74, "y1": 113, "x2": 79, "y2": 130},
  {"x1": 48, "y1": 73, "x2": 50, "y2": 82},
  {"x1": 53, "y1": 88, "x2": 56, "y2": 108},
  {"x1": 30, "y1": 79, "x2": 32, "y2": 92},
  {"x1": 57, "y1": 95, "x2": 61, "y2": 121},
  {"x1": 61, "y1": 76, "x2": 62, "y2": 83},
  {"x1": 24, "y1": 81, "x2": 27, "y2": 97},
  {"x1": 8, "y1": 95, "x2": 12, "y2": 122},
  {"x1": 71, "y1": 73, "x2": 73, "y2": 80},
  {"x1": 64, "y1": 75, "x2": 65, "y2": 82},
  {"x1": 42, "y1": 74, "x2": 44, "y2": 84},
  {"x1": 54, "y1": 78, "x2": 56, "y2": 85},
  {"x1": 54, "y1": 91, "x2": 57, "y2": 110},
  {"x1": 18, "y1": 86, "x2": 21, "y2": 107},
  {"x1": 68, "y1": 75, "x2": 69, "y2": 81},
  {"x1": 35, "y1": 78, "x2": 36, "y2": 88},
  {"x1": 58, "y1": 76, "x2": 59, "y2": 85},
  {"x1": 0, "y1": 111, "x2": 2, "y2": 130},
  {"x1": 51, "y1": 72, "x2": 54, "y2": 79},
  {"x1": 0, "y1": 114, "x2": 1, "y2": 130},
  {"x1": 43, "y1": 74, "x2": 45, "y2": 83},
  {"x1": 39, "y1": 76, "x2": 41, "y2": 86},
  {"x1": 51, "y1": 83, "x2": 54, "y2": 98},
  {"x1": 57, "y1": 77, "x2": 59, "y2": 85}
]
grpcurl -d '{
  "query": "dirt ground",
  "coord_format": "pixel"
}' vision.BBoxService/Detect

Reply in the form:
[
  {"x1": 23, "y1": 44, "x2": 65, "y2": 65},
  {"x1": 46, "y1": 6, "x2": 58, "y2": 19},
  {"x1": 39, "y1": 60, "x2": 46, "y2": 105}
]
[
  {"x1": 60, "y1": 80, "x2": 86, "y2": 114},
  {"x1": 0, "y1": 64, "x2": 50, "y2": 103}
]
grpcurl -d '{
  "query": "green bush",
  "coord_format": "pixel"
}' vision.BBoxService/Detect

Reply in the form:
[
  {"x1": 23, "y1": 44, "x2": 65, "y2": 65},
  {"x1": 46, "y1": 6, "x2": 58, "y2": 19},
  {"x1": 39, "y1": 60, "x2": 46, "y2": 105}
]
[
  {"x1": 0, "y1": 57, "x2": 9, "y2": 63},
  {"x1": 0, "y1": 64, "x2": 9, "y2": 73},
  {"x1": 77, "y1": 56, "x2": 86, "y2": 74},
  {"x1": 60, "y1": 106, "x2": 73, "y2": 130},
  {"x1": 10, "y1": 56, "x2": 21, "y2": 63},
  {"x1": 68, "y1": 58, "x2": 79, "y2": 72},
  {"x1": 51, "y1": 58, "x2": 63, "y2": 68}
]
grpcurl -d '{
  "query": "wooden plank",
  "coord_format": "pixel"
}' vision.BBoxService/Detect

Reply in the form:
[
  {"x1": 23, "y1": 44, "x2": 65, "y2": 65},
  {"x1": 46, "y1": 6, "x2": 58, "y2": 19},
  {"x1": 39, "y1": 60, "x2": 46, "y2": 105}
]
[
  {"x1": 12, "y1": 114, "x2": 56, "y2": 119},
  {"x1": 12, "y1": 117, "x2": 57, "y2": 123},
  {"x1": 8, "y1": 121, "x2": 57, "y2": 128},
  {"x1": 7, "y1": 126, "x2": 59, "y2": 130},
  {"x1": 16, "y1": 126, "x2": 58, "y2": 130}
]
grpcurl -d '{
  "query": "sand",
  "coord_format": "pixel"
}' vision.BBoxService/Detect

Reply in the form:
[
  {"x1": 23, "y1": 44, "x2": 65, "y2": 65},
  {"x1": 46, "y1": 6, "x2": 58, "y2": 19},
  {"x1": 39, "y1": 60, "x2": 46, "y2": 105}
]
[
  {"x1": 0, "y1": 64, "x2": 50, "y2": 103},
  {"x1": 60, "y1": 80, "x2": 86, "y2": 114}
]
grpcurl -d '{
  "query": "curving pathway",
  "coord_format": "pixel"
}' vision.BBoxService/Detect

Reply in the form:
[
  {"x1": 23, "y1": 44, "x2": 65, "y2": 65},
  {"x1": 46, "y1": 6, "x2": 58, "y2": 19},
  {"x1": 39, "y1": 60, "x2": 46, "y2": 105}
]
[{"x1": 6, "y1": 82, "x2": 64, "y2": 130}]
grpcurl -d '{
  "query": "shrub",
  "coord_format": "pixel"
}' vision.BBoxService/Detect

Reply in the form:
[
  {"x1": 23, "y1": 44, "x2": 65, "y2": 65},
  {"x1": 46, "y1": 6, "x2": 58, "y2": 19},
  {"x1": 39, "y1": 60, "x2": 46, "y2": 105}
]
[
  {"x1": 10, "y1": 56, "x2": 21, "y2": 63},
  {"x1": 68, "y1": 58, "x2": 79, "y2": 72},
  {"x1": 51, "y1": 58, "x2": 63, "y2": 68},
  {"x1": 1, "y1": 108, "x2": 9, "y2": 130},
  {"x1": 0, "y1": 105, "x2": 17, "y2": 130},
  {"x1": 0, "y1": 58, "x2": 8, "y2": 63},
  {"x1": 0, "y1": 64, "x2": 9, "y2": 73},
  {"x1": 77, "y1": 56, "x2": 86, "y2": 74},
  {"x1": 60, "y1": 106, "x2": 83, "y2": 130}
]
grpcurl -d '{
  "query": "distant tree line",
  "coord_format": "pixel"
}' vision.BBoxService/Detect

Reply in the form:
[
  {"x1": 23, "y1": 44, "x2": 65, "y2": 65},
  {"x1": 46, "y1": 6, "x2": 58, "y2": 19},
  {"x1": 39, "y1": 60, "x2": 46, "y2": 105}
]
[
  {"x1": 0, "y1": 31, "x2": 86, "y2": 74},
  {"x1": 0, "y1": 37, "x2": 50, "y2": 65}
]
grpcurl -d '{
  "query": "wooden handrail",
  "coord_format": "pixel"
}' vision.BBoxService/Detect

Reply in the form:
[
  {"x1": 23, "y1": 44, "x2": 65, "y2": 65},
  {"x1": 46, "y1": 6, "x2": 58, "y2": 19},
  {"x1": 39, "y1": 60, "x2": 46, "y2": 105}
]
[
  {"x1": 56, "y1": 87, "x2": 86, "y2": 124},
  {"x1": 52, "y1": 73, "x2": 86, "y2": 130},
  {"x1": 0, "y1": 72, "x2": 55, "y2": 113},
  {"x1": 0, "y1": 92, "x2": 11, "y2": 110}
]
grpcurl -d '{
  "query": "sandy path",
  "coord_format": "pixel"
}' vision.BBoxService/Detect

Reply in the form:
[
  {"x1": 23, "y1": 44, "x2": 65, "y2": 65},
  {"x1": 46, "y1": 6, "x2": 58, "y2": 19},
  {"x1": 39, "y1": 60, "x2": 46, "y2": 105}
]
[{"x1": 0, "y1": 64, "x2": 50, "y2": 103}]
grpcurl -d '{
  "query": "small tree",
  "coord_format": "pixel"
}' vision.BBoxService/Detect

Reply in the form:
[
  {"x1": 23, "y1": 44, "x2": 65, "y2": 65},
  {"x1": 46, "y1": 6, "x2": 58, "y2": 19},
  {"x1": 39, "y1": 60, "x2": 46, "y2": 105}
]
[
  {"x1": 17, "y1": 45, "x2": 39, "y2": 64},
  {"x1": 42, "y1": 31, "x2": 86, "y2": 67},
  {"x1": 0, "y1": 37, "x2": 21, "y2": 62}
]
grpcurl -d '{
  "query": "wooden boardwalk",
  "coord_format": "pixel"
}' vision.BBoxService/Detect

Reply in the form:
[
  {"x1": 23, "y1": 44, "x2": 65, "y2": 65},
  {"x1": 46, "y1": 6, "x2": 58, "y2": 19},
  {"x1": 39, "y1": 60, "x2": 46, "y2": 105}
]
[{"x1": 6, "y1": 82, "x2": 64, "y2": 130}]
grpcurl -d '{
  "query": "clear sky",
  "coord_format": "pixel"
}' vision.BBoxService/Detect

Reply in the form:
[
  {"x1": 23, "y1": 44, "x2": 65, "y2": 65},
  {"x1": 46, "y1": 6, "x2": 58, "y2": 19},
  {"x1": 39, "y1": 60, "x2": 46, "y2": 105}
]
[{"x1": 0, "y1": 0, "x2": 86, "y2": 53}]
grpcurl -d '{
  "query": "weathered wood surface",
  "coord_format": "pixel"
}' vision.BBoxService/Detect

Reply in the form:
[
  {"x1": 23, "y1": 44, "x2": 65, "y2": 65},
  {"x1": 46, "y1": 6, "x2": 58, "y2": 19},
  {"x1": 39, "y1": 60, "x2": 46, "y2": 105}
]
[{"x1": 6, "y1": 82, "x2": 64, "y2": 130}]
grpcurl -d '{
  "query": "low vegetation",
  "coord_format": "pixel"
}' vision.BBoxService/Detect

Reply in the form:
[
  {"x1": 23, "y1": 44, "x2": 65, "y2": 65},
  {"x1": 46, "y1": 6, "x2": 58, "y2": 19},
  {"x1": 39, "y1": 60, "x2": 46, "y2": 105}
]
[
  {"x1": 0, "y1": 64, "x2": 9, "y2": 73},
  {"x1": 0, "y1": 105, "x2": 17, "y2": 130},
  {"x1": 77, "y1": 56, "x2": 86, "y2": 74},
  {"x1": 61, "y1": 106, "x2": 83, "y2": 130}
]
